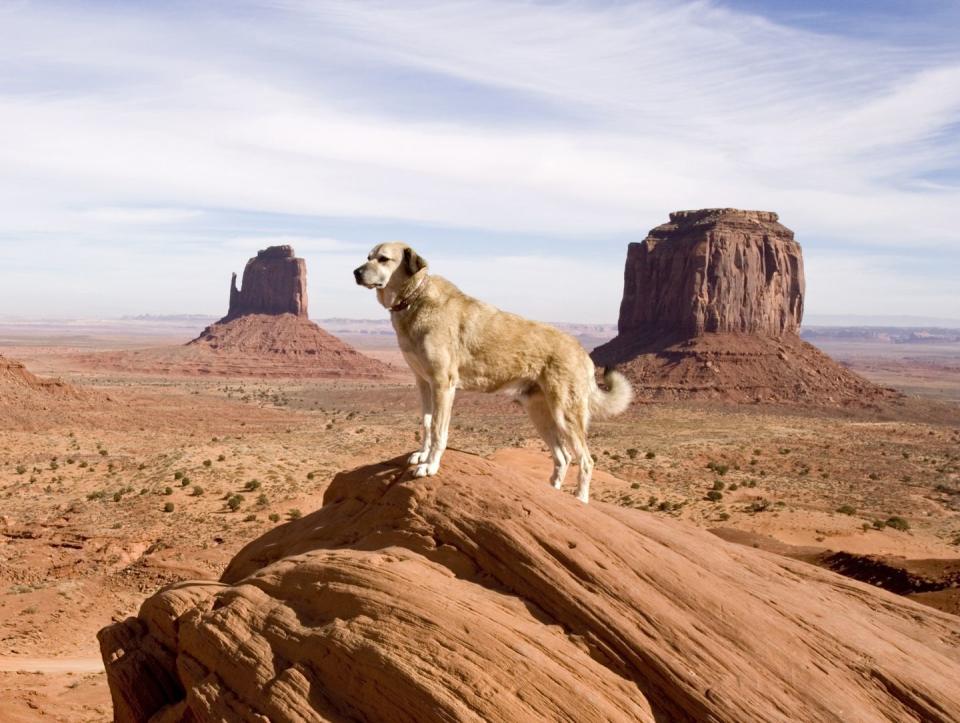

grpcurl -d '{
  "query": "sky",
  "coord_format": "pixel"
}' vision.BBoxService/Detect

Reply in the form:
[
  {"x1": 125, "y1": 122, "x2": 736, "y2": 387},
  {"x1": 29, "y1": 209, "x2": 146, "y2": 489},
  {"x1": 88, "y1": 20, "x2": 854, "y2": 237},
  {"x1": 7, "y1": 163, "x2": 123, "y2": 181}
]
[{"x1": 0, "y1": 0, "x2": 958, "y2": 324}]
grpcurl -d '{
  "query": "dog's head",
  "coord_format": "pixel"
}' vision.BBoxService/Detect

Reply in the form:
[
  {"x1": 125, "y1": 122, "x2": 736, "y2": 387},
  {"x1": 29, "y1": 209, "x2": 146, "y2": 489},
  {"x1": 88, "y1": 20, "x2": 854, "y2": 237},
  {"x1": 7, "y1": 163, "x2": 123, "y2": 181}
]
[{"x1": 353, "y1": 243, "x2": 428, "y2": 291}]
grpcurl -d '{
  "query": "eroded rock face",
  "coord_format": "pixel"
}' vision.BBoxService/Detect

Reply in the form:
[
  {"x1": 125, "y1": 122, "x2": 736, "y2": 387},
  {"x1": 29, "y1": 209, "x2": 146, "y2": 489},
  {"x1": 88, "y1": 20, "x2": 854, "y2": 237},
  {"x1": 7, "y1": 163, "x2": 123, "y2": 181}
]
[
  {"x1": 592, "y1": 209, "x2": 897, "y2": 404},
  {"x1": 225, "y1": 245, "x2": 308, "y2": 320},
  {"x1": 99, "y1": 451, "x2": 960, "y2": 722},
  {"x1": 617, "y1": 209, "x2": 803, "y2": 338}
]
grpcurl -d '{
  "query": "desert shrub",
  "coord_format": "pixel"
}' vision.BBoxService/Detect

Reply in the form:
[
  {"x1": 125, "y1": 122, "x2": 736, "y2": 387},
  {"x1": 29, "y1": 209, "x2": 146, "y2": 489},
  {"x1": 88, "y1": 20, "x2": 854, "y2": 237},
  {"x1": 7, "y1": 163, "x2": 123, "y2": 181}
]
[
  {"x1": 836, "y1": 504, "x2": 856, "y2": 515},
  {"x1": 902, "y1": 451, "x2": 910, "y2": 459},
  {"x1": 778, "y1": 448, "x2": 790, "y2": 455},
  {"x1": 245, "y1": 479, "x2": 261, "y2": 491},
  {"x1": 203, "y1": 459, "x2": 212, "y2": 467},
  {"x1": 626, "y1": 448, "x2": 638, "y2": 459},
  {"x1": 257, "y1": 492, "x2": 269, "y2": 506},
  {"x1": 885, "y1": 516, "x2": 910, "y2": 531},
  {"x1": 268, "y1": 513, "x2": 281, "y2": 522},
  {"x1": 15, "y1": 465, "x2": 26, "y2": 475},
  {"x1": 717, "y1": 512, "x2": 730, "y2": 521},
  {"x1": 99, "y1": 449, "x2": 108, "y2": 456},
  {"x1": 174, "y1": 471, "x2": 184, "y2": 480},
  {"x1": 113, "y1": 491, "x2": 123, "y2": 503},
  {"x1": 218, "y1": 454, "x2": 226, "y2": 462},
  {"x1": 862, "y1": 523, "x2": 872, "y2": 531},
  {"x1": 748, "y1": 499, "x2": 770, "y2": 513},
  {"x1": 163, "y1": 486, "x2": 173, "y2": 496},
  {"x1": 712, "y1": 480, "x2": 725, "y2": 491},
  {"x1": 868, "y1": 472, "x2": 880, "y2": 481},
  {"x1": 191, "y1": 486, "x2": 204, "y2": 496},
  {"x1": 647, "y1": 496, "x2": 657, "y2": 507},
  {"x1": 705, "y1": 490, "x2": 723, "y2": 502},
  {"x1": 306, "y1": 472, "x2": 315, "y2": 480},
  {"x1": 181, "y1": 478, "x2": 190, "y2": 487},
  {"x1": 243, "y1": 514, "x2": 257, "y2": 522},
  {"x1": 645, "y1": 451, "x2": 656, "y2": 459},
  {"x1": 163, "y1": 502, "x2": 174, "y2": 513},
  {"x1": 227, "y1": 494, "x2": 244, "y2": 511},
  {"x1": 872, "y1": 519, "x2": 886, "y2": 530},
  {"x1": 657, "y1": 501, "x2": 671, "y2": 511},
  {"x1": 87, "y1": 490, "x2": 106, "y2": 501},
  {"x1": 728, "y1": 483, "x2": 738, "y2": 491},
  {"x1": 79, "y1": 460, "x2": 88, "y2": 468},
  {"x1": 287, "y1": 508, "x2": 303, "y2": 520},
  {"x1": 706, "y1": 461, "x2": 729, "y2": 476},
  {"x1": 630, "y1": 482, "x2": 640, "y2": 489},
  {"x1": 66, "y1": 458, "x2": 75, "y2": 465}
]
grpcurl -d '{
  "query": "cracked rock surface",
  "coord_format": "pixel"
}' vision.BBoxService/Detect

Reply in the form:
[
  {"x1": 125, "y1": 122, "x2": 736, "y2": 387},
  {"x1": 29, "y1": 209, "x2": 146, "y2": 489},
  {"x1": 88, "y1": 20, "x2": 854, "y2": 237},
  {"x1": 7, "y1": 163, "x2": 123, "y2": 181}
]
[{"x1": 100, "y1": 451, "x2": 960, "y2": 722}]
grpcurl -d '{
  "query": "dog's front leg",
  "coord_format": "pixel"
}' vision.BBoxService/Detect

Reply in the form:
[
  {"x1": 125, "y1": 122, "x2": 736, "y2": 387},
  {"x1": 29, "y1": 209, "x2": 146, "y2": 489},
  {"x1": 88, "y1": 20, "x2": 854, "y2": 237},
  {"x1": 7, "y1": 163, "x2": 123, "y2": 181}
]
[
  {"x1": 409, "y1": 376, "x2": 433, "y2": 465},
  {"x1": 413, "y1": 381, "x2": 456, "y2": 478}
]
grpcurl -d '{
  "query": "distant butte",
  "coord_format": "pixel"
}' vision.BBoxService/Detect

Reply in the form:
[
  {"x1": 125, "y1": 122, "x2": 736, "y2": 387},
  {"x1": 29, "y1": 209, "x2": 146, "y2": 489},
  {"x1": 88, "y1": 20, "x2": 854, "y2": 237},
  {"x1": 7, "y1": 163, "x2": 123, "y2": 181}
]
[
  {"x1": 225, "y1": 245, "x2": 308, "y2": 321},
  {"x1": 70, "y1": 245, "x2": 392, "y2": 379},
  {"x1": 182, "y1": 245, "x2": 390, "y2": 378},
  {"x1": 592, "y1": 209, "x2": 899, "y2": 404}
]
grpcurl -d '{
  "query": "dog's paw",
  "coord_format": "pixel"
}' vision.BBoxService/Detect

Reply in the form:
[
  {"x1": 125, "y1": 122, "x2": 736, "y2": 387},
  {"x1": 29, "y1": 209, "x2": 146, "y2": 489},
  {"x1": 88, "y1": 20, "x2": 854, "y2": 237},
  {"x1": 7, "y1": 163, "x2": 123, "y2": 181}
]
[
  {"x1": 551, "y1": 478, "x2": 563, "y2": 490},
  {"x1": 408, "y1": 450, "x2": 428, "y2": 465},
  {"x1": 413, "y1": 461, "x2": 440, "y2": 478},
  {"x1": 575, "y1": 490, "x2": 590, "y2": 504}
]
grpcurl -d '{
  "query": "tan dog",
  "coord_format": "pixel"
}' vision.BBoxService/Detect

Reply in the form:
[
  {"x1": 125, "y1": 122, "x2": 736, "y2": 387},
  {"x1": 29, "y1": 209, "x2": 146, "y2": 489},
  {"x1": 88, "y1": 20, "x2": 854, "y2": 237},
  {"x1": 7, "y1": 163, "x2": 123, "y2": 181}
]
[{"x1": 353, "y1": 243, "x2": 632, "y2": 502}]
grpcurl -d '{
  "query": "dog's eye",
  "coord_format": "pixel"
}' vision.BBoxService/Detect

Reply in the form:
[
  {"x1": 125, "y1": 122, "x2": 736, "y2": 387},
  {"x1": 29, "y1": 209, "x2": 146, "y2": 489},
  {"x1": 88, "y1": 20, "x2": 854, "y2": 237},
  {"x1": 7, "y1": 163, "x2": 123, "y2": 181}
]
[{"x1": 377, "y1": 256, "x2": 389, "y2": 263}]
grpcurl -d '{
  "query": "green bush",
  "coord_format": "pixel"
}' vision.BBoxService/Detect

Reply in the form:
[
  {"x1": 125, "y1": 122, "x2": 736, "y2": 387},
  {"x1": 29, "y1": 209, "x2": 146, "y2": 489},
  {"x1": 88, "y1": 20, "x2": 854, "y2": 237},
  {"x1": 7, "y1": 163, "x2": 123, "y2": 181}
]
[
  {"x1": 626, "y1": 448, "x2": 638, "y2": 459},
  {"x1": 836, "y1": 504, "x2": 856, "y2": 515},
  {"x1": 705, "y1": 490, "x2": 723, "y2": 502},
  {"x1": 244, "y1": 479, "x2": 261, "y2": 491},
  {"x1": 163, "y1": 502, "x2": 174, "y2": 513},
  {"x1": 192, "y1": 486, "x2": 204, "y2": 496},
  {"x1": 227, "y1": 494, "x2": 244, "y2": 511},
  {"x1": 163, "y1": 487, "x2": 173, "y2": 496},
  {"x1": 885, "y1": 516, "x2": 910, "y2": 531},
  {"x1": 268, "y1": 513, "x2": 281, "y2": 522},
  {"x1": 712, "y1": 480, "x2": 725, "y2": 491},
  {"x1": 287, "y1": 508, "x2": 303, "y2": 520}
]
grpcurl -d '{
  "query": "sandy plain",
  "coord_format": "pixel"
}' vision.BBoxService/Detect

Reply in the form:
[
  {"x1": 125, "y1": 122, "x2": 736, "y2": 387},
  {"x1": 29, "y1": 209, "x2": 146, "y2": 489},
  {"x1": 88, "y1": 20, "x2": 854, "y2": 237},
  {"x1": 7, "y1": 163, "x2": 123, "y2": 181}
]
[{"x1": 1, "y1": 318, "x2": 958, "y2": 721}]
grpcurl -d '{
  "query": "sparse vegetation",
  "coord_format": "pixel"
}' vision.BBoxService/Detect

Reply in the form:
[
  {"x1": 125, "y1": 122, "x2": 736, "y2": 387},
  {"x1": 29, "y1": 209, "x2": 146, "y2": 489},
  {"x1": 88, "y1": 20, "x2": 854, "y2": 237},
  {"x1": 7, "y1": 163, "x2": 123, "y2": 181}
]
[
  {"x1": 288, "y1": 508, "x2": 303, "y2": 520},
  {"x1": 227, "y1": 494, "x2": 244, "y2": 511},
  {"x1": 884, "y1": 516, "x2": 910, "y2": 532},
  {"x1": 163, "y1": 502, "x2": 174, "y2": 513},
  {"x1": 244, "y1": 479, "x2": 261, "y2": 491},
  {"x1": 706, "y1": 490, "x2": 723, "y2": 502},
  {"x1": 836, "y1": 505, "x2": 857, "y2": 515}
]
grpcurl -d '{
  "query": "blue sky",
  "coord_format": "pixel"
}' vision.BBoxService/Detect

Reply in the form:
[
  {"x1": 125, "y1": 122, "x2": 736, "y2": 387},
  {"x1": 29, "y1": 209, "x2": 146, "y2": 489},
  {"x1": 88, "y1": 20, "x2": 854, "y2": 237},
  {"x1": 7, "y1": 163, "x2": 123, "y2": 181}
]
[{"x1": 0, "y1": 0, "x2": 958, "y2": 323}]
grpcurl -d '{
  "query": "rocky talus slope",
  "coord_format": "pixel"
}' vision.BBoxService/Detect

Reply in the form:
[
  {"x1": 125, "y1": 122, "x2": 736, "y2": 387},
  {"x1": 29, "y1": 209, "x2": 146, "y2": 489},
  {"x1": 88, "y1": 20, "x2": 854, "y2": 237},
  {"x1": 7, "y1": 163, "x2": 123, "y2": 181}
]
[{"x1": 100, "y1": 451, "x2": 960, "y2": 722}]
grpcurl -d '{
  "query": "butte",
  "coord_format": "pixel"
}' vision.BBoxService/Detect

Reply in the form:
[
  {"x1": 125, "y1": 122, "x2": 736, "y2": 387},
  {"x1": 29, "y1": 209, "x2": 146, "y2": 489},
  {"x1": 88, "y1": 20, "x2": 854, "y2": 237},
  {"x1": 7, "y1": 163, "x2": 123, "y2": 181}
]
[
  {"x1": 183, "y1": 245, "x2": 389, "y2": 378},
  {"x1": 592, "y1": 209, "x2": 899, "y2": 405}
]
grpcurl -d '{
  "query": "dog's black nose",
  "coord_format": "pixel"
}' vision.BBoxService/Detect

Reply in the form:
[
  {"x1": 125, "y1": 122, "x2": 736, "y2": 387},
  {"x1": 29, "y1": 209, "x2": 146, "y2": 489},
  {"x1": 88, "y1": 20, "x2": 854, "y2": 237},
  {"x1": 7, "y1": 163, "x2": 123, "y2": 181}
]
[{"x1": 353, "y1": 267, "x2": 363, "y2": 284}]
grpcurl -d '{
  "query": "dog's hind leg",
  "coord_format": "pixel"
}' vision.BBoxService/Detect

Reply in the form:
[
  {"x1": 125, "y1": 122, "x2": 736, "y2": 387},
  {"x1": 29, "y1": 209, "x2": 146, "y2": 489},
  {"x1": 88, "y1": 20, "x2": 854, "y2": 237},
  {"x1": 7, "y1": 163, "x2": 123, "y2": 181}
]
[
  {"x1": 522, "y1": 390, "x2": 570, "y2": 489},
  {"x1": 408, "y1": 376, "x2": 434, "y2": 465},
  {"x1": 560, "y1": 398, "x2": 593, "y2": 503},
  {"x1": 414, "y1": 380, "x2": 456, "y2": 478}
]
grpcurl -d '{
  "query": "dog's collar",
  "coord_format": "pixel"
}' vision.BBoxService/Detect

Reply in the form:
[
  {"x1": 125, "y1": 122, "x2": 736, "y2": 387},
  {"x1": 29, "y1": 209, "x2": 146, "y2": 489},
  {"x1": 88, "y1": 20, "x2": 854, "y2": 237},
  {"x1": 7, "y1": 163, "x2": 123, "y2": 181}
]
[{"x1": 389, "y1": 275, "x2": 428, "y2": 313}]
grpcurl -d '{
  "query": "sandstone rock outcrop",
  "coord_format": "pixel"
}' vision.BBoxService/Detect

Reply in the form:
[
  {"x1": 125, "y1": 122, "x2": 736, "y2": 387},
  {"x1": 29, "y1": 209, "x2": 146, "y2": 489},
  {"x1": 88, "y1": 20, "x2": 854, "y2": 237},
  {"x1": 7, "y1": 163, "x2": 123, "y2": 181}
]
[
  {"x1": 593, "y1": 209, "x2": 897, "y2": 404},
  {"x1": 225, "y1": 245, "x2": 308, "y2": 321},
  {"x1": 616, "y1": 210, "x2": 803, "y2": 338},
  {"x1": 99, "y1": 451, "x2": 960, "y2": 722}
]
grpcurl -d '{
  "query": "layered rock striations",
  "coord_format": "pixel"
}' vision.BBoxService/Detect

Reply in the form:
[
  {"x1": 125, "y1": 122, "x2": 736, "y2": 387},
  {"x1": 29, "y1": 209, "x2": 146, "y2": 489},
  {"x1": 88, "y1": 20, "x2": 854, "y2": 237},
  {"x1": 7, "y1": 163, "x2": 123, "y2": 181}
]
[
  {"x1": 225, "y1": 245, "x2": 308, "y2": 321},
  {"x1": 593, "y1": 209, "x2": 896, "y2": 404},
  {"x1": 99, "y1": 451, "x2": 960, "y2": 722}
]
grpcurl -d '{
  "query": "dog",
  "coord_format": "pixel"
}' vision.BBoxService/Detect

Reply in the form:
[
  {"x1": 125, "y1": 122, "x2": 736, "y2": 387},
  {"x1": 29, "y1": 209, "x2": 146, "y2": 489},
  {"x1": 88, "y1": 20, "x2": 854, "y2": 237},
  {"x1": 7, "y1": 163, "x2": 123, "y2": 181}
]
[{"x1": 353, "y1": 243, "x2": 632, "y2": 503}]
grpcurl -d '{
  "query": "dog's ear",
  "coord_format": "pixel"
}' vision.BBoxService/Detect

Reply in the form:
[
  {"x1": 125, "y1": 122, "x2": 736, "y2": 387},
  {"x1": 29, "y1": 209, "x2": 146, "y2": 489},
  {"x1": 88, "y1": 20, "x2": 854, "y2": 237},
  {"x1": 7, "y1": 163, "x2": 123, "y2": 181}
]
[{"x1": 404, "y1": 247, "x2": 428, "y2": 275}]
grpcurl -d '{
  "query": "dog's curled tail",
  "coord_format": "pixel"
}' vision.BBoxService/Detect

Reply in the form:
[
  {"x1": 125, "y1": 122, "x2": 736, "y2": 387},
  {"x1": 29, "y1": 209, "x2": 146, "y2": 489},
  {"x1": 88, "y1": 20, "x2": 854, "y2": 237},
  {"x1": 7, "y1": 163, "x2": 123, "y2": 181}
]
[{"x1": 590, "y1": 368, "x2": 633, "y2": 418}]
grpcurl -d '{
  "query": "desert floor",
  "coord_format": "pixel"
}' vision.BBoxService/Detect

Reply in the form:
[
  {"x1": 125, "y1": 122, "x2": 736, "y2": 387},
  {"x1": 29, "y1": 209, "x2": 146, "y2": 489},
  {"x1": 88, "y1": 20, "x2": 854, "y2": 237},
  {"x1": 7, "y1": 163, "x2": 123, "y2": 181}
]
[{"x1": 1, "y1": 323, "x2": 959, "y2": 721}]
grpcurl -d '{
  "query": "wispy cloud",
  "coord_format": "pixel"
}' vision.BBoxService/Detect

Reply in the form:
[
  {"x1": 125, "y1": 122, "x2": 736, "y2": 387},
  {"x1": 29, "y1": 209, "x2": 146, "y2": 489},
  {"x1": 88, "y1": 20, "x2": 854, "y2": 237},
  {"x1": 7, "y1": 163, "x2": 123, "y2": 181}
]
[{"x1": 0, "y1": 1, "x2": 957, "y2": 319}]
